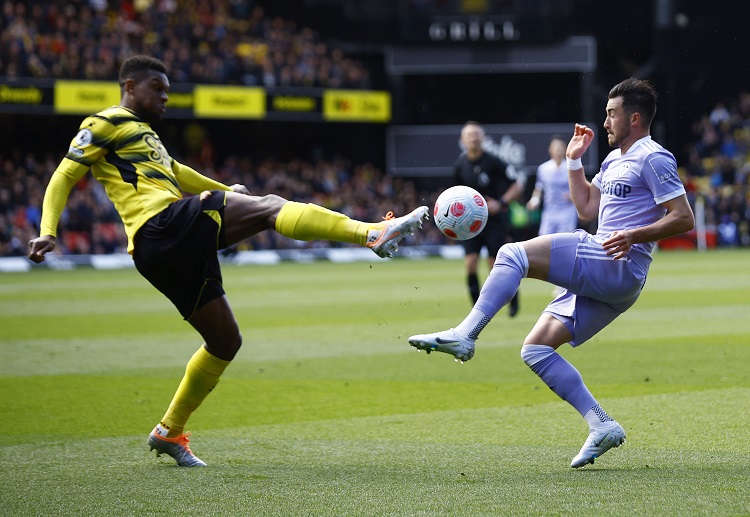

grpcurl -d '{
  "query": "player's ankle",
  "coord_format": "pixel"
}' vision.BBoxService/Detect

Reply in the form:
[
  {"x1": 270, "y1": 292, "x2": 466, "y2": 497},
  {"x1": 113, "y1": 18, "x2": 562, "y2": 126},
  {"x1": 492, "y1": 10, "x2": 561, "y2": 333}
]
[{"x1": 156, "y1": 422, "x2": 184, "y2": 439}]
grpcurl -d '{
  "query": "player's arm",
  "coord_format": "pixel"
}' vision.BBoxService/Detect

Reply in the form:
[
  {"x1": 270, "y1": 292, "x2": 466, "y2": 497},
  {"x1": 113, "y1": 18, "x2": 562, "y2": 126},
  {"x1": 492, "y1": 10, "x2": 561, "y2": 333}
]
[
  {"x1": 171, "y1": 160, "x2": 233, "y2": 194},
  {"x1": 566, "y1": 123, "x2": 600, "y2": 220},
  {"x1": 28, "y1": 158, "x2": 89, "y2": 263},
  {"x1": 502, "y1": 174, "x2": 524, "y2": 204},
  {"x1": 485, "y1": 162, "x2": 520, "y2": 214},
  {"x1": 526, "y1": 184, "x2": 543, "y2": 210},
  {"x1": 603, "y1": 194, "x2": 695, "y2": 260}
]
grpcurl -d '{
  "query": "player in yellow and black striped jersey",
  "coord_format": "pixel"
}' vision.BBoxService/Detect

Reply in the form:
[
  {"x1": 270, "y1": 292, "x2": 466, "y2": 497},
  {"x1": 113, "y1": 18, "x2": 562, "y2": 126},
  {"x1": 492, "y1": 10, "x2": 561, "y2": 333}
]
[
  {"x1": 28, "y1": 54, "x2": 429, "y2": 467},
  {"x1": 46, "y1": 104, "x2": 227, "y2": 254}
]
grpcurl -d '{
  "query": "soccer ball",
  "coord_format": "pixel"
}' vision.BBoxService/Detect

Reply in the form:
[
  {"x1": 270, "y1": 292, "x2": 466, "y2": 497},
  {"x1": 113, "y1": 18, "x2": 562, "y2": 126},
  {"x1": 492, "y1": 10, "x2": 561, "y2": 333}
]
[{"x1": 433, "y1": 185, "x2": 488, "y2": 240}]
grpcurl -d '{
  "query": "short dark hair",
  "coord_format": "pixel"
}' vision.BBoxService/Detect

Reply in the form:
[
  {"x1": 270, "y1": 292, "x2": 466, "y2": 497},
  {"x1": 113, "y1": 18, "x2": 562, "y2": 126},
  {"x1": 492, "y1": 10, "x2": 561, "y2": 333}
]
[
  {"x1": 118, "y1": 55, "x2": 167, "y2": 86},
  {"x1": 608, "y1": 77, "x2": 658, "y2": 128},
  {"x1": 550, "y1": 134, "x2": 566, "y2": 144}
]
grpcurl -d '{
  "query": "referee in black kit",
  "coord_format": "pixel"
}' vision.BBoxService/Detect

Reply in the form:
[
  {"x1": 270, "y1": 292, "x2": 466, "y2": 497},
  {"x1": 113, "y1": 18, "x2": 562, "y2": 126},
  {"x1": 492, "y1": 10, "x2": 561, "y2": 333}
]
[{"x1": 453, "y1": 121, "x2": 524, "y2": 316}]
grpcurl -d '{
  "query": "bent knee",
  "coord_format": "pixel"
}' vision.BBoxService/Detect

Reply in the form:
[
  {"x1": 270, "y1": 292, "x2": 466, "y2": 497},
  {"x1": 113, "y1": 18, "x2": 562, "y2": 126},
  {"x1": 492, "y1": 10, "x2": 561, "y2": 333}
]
[
  {"x1": 263, "y1": 193, "x2": 287, "y2": 205},
  {"x1": 229, "y1": 331, "x2": 242, "y2": 350},
  {"x1": 205, "y1": 331, "x2": 242, "y2": 361},
  {"x1": 520, "y1": 344, "x2": 555, "y2": 370}
]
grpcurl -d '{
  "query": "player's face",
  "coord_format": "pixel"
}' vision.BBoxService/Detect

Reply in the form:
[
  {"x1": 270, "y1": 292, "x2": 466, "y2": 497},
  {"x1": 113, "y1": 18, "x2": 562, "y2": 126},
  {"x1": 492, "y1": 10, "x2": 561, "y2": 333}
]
[
  {"x1": 603, "y1": 96, "x2": 631, "y2": 149},
  {"x1": 461, "y1": 125, "x2": 484, "y2": 152},
  {"x1": 128, "y1": 71, "x2": 170, "y2": 125},
  {"x1": 548, "y1": 139, "x2": 566, "y2": 161}
]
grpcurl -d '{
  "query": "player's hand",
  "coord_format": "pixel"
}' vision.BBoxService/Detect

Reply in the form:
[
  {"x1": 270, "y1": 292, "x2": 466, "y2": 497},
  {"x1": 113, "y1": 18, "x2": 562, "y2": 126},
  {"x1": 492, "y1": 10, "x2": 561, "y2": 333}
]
[
  {"x1": 567, "y1": 123, "x2": 595, "y2": 160},
  {"x1": 28, "y1": 235, "x2": 56, "y2": 264},
  {"x1": 602, "y1": 230, "x2": 633, "y2": 260},
  {"x1": 230, "y1": 184, "x2": 251, "y2": 195},
  {"x1": 486, "y1": 198, "x2": 504, "y2": 215},
  {"x1": 526, "y1": 197, "x2": 540, "y2": 210}
]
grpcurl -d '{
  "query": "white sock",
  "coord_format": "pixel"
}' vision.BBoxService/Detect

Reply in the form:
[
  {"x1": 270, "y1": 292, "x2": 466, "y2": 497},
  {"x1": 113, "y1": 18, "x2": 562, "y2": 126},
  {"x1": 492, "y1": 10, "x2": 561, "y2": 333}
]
[
  {"x1": 455, "y1": 308, "x2": 491, "y2": 340},
  {"x1": 583, "y1": 405, "x2": 614, "y2": 429}
]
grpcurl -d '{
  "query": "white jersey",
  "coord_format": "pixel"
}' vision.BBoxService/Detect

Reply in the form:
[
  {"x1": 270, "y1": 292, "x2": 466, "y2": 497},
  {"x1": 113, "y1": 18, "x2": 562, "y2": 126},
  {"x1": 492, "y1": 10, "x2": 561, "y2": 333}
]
[
  {"x1": 591, "y1": 135, "x2": 686, "y2": 270},
  {"x1": 535, "y1": 158, "x2": 578, "y2": 234}
]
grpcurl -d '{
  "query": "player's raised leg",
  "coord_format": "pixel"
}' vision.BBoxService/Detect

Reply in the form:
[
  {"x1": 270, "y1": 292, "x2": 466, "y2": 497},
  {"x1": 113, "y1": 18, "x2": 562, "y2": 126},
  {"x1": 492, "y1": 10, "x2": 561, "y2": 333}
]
[
  {"x1": 221, "y1": 191, "x2": 429, "y2": 258},
  {"x1": 409, "y1": 239, "x2": 536, "y2": 360}
]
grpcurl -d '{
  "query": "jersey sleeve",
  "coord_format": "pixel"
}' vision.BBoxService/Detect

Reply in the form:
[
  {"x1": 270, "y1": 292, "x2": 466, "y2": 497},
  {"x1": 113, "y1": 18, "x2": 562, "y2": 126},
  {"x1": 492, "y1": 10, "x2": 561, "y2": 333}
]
[
  {"x1": 534, "y1": 164, "x2": 544, "y2": 191},
  {"x1": 591, "y1": 170, "x2": 603, "y2": 190},
  {"x1": 39, "y1": 158, "x2": 90, "y2": 237},
  {"x1": 172, "y1": 160, "x2": 232, "y2": 195},
  {"x1": 641, "y1": 152, "x2": 686, "y2": 204},
  {"x1": 39, "y1": 117, "x2": 114, "y2": 236},
  {"x1": 66, "y1": 117, "x2": 111, "y2": 166}
]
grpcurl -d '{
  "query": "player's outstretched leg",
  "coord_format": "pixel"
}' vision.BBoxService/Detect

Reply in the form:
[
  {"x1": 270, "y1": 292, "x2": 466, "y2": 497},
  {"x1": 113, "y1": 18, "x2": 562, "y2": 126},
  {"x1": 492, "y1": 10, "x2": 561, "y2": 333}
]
[
  {"x1": 409, "y1": 242, "x2": 527, "y2": 362},
  {"x1": 408, "y1": 328, "x2": 475, "y2": 363},
  {"x1": 274, "y1": 202, "x2": 429, "y2": 258},
  {"x1": 570, "y1": 421, "x2": 626, "y2": 468}
]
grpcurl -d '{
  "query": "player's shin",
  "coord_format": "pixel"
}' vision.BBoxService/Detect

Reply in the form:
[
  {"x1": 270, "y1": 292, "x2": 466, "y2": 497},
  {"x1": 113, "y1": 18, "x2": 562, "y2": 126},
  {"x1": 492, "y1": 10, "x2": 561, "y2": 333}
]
[
  {"x1": 275, "y1": 201, "x2": 364, "y2": 244},
  {"x1": 520, "y1": 344, "x2": 611, "y2": 426},
  {"x1": 473, "y1": 243, "x2": 528, "y2": 317},
  {"x1": 158, "y1": 346, "x2": 230, "y2": 438},
  {"x1": 452, "y1": 243, "x2": 528, "y2": 339}
]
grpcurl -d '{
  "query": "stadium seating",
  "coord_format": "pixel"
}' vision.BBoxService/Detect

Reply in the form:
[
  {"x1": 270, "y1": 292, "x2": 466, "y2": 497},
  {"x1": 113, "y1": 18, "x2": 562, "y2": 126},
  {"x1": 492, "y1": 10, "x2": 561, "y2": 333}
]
[{"x1": 0, "y1": 1, "x2": 373, "y2": 88}]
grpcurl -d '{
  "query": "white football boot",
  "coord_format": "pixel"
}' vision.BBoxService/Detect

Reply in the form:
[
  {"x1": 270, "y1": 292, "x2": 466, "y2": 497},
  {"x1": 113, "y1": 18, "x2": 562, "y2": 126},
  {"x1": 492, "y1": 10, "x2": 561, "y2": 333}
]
[
  {"x1": 408, "y1": 328, "x2": 475, "y2": 363},
  {"x1": 366, "y1": 206, "x2": 429, "y2": 258},
  {"x1": 148, "y1": 428, "x2": 207, "y2": 467},
  {"x1": 570, "y1": 421, "x2": 626, "y2": 468}
]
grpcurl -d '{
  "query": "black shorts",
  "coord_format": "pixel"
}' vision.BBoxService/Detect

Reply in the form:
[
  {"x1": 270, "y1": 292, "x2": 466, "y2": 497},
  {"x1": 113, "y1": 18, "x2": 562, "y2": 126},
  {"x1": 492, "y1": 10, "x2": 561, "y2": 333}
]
[
  {"x1": 462, "y1": 215, "x2": 511, "y2": 257},
  {"x1": 133, "y1": 191, "x2": 228, "y2": 320}
]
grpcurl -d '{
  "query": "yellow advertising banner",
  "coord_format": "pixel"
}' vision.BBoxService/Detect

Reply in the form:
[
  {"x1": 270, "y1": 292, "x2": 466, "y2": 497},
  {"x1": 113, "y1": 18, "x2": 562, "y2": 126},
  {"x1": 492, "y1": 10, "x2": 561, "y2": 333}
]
[
  {"x1": 41, "y1": 80, "x2": 390, "y2": 122},
  {"x1": 194, "y1": 86, "x2": 266, "y2": 118},
  {"x1": 166, "y1": 91, "x2": 194, "y2": 109},
  {"x1": 54, "y1": 81, "x2": 120, "y2": 114},
  {"x1": 0, "y1": 84, "x2": 44, "y2": 105},
  {"x1": 271, "y1": 95, "x2": 316, "y2": 112},
  {"x1": 322, "y1": 90, "x2": 391, "y2": 122}
]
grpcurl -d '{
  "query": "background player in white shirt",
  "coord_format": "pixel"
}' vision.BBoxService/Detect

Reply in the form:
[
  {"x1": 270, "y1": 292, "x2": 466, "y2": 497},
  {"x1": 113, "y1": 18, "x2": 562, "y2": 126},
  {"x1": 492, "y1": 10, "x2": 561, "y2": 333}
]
[
  {"x1": 527, "y1": 135, "x2": 579, "y2": 235},
  {"x1": 409, "y1": 78, "x2": 695, "y2": 468}
]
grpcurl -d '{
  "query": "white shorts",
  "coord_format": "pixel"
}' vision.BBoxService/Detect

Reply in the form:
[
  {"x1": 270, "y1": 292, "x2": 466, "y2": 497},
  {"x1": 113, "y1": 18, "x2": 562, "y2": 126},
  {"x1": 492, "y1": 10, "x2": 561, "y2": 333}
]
[
  {"x1": 543, "y1": 230, "x2": 648, "y2": 346},
  {"x1": 538, "y1": 210, "x2": 578, "y2": 235}
]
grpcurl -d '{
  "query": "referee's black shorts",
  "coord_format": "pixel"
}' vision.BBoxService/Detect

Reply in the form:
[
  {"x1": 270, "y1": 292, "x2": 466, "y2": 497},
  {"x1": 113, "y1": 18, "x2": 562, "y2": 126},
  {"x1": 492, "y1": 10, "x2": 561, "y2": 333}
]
[
  {"x1": 133, "y1": 191, "x2": 228, "y2": 320},
  {"x1": 462, "y1": 215, "x2": 511, "y2": 257}
]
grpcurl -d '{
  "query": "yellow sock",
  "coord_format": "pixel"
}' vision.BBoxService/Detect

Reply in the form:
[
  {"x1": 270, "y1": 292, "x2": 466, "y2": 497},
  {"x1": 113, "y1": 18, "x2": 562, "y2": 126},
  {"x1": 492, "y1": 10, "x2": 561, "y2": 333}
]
[
  {"x1": 160, "y1": 346, "x2": 230, "y2": 438},
  {"x1": 275, "y1": 201, "x2": 369, "y2": 245}
]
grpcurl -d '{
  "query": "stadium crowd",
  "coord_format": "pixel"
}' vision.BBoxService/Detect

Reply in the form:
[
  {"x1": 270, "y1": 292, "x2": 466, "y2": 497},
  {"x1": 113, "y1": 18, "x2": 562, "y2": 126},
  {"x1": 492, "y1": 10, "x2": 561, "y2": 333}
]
[
  {"x1": 0, "y1": 147, "x2": 446, "y2": 256},
  {"x1": 681, "y1": 91, "x2": 750, "y2": 247},
  {"x1": 0, "y1": 0, "x2": 372, "y2": 88}
]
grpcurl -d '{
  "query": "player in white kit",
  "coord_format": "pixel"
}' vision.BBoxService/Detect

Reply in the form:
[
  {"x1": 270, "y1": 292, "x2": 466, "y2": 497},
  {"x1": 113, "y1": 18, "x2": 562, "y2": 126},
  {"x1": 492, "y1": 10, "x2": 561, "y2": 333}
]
[
  {"x1": 527, "y1": 135, "x2": 579, "y2": 235},
  {"x1": 409, "y1": 78, "x2": 695, "y2": 468}
]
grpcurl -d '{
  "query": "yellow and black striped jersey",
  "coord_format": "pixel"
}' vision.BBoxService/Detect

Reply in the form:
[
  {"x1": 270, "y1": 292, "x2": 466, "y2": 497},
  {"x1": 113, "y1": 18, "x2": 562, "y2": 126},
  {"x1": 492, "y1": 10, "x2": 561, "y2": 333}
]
[{"x1": 40, "y1": 105, "x2": 229, "y2": 253}]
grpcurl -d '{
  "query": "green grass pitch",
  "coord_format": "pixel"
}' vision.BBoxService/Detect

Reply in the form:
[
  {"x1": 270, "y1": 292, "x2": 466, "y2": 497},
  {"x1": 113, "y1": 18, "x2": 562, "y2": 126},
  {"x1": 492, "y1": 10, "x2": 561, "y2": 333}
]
[{"x1": 1, "y1": 249, "x2": 749, "y2": 516}]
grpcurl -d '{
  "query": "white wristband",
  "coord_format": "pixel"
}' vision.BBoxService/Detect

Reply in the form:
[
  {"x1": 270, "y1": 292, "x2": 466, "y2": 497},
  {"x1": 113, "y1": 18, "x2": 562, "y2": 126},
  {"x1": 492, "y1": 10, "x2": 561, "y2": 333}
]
[{"x1": 566, "y1": 157, "x2": 583, "y2": 170}]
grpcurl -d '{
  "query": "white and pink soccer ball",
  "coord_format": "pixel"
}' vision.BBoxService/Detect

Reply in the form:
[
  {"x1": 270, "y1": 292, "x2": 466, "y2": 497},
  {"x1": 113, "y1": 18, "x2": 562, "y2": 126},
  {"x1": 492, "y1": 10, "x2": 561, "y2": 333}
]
[{"x1": 433, "y1": 185, "x2": 488, "y2": 240}]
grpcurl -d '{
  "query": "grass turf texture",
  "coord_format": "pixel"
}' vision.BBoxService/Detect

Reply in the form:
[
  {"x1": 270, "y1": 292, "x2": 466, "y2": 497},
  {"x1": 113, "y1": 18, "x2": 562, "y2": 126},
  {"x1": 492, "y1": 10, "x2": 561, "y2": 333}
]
[{"x1": 1, "y1": 249, "x2": 749, "y2": 516}]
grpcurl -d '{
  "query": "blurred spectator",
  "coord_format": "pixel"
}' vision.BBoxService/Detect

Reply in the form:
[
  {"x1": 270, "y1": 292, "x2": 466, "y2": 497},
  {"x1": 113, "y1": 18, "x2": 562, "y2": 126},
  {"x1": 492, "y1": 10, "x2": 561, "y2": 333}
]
[
  {"x1": 0, "y1": 0, "x2": 374, "y2": 88},
  {"x1": 680, "y1": 90, "x2": 750, "y2": 248}
]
